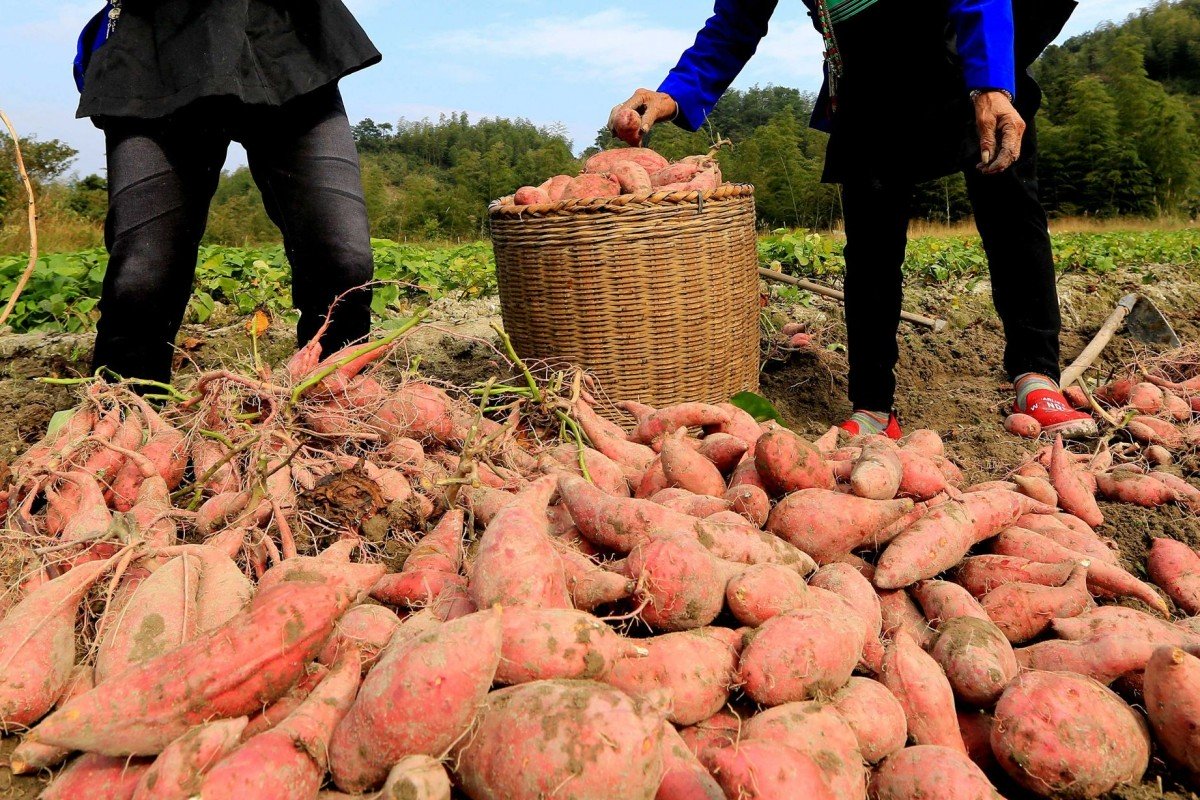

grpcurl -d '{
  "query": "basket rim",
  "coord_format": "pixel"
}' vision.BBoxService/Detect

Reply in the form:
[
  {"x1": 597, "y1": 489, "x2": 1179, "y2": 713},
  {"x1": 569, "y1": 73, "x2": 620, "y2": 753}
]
[{"x1": 488, "y1": 182, "x2": 755, "y2": 218}]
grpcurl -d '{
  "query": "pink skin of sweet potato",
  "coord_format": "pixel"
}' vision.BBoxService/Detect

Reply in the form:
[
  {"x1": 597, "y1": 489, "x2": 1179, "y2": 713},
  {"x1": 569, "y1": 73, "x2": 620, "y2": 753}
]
[
  {"x1": 130, "y1": 716, "x2": 248, "y2": 800},
  {"x1": 242, "y1": 665, "x2": 327, "y2": 740},
  {"x1": 880, "y1": 631, "x2": 966, "y2": 753},
  {"x1": 1128, "y1": 382, "x2": 1165, "y2": 414},
  {"x1": 626, "y1": 538, "x2": 739, "y2": 631},
  {"x1": 658, "y1": 722, "x2": 725, "y2": 800},
  {"x1": 661, "y1": 433, "x2": 727, "y2": 497},
  {"x1": 538, "y1": 174, "x2": 573, "y2": 201},
  {"x1": 725, "y1": 563, "x2": 809, "y2": 627},
  {"x1": 727, "y1": 455, "x2": 769, "y2": 491},
  {"x1": 991, "y1": 671, "x2": 1150, "y2": 798},
  {"x1": 1011, "y1": 474, "x2": 1058, "y2": 507},
  {"x1": 958, "y1": 710, "x2": 998, "y2": 773},
  {"x1": 1050, "y1": 605, "x2": 1200, "y2": 647},
  {"x1": 1149, "y1": 470, "x2": 1200, "y2": 513},
  {"x1": 677, "y1": 711, "x2": 742, "y2": 759},
  {"x1": 584, "y1": 147, "x2": 670, "y2": 175},
  {"x1": 981, "y1": 564, "x2": 1093, "y2": 643},
  {"x1": 1143, "y1": 646, "x2": 1200, "y2": 785},
  {"x1": 1012, "y1": 513, "x2": 1118, "y2": 566},
  {"x1": 809, "y1": 563, "x2": 885, "y2": 670},
  {"x1": 608, "y1": 160, "x2": 653, "y2": 194},
  {"x1": 877, "y1": 588, "x2": 935, "y2": 649},
  {"x1": 1049, "y1": 435, "x2": 1104, "y2": 528},
  {"x1": 371, "y1": 509, "x2": 464, "y2": 606},
  {"x1": 604, "y1": 627, "x2": 738, "y2": 726},
  {"x1": 955, "y1": 555, "x2": 1074, "y2": 598},
  {"x1": 377, "y1": 756, "x2": 452, "y2": 800},
  {"x1": 827, "y1": 677, "x2": 908, "y2": 764},
  {"x1": 377, "y1": 382, "x2": 459, "y2": 443},
  {"x1": 317, "y1": 604, "x2": 401, "y2": 671},
  {"x1": 41, "y1": 752, "x2": 154, "y2": 800},
  {"x1": 895, "y1": 449, "x2": 950, "y2": 500},
  {"x1": 650, "y1": 488, "x2": 731, "y2": 518},
  {"x1": 742, "y1": 701, "x2": 867, "y2": 799},
  {"x1": 902, "y1": 429, "x2": 944, "y2": 458},
  {"x1": 1163, "y1": 390, "x2": 1193, "y2": 421},
  {"x1": 766, "y1": 489, "x2": 914, "y2": 564},
  {"x1": 1004, "y1": 413, "x2": 1042, "y2": 438},
  {"x1": 0, "y1": 558, "x2": 111, "y2": 730},
  {"x1": 544, "y1": 444, "x2": 630, "y2": 497},
  {"x1": 571, "y1": 401, "x2": 657, "y2": 484},
  {"x1": 553, "y1": 544, "x2": 635, "y2": 611},
  {"x1": 697, "y1": 432, "x2": 749, "y2": 473},
  {"x1": 702, "y1": 740, "x2": 838, "y2": 800},
  {"x1": 456, "y1": 679, "x2": 667, "y2": 800},
  {"x1": 1146, "y1": 537, "x2": 1200, "y2": 614},
  {"x1": 35, "y1": 582, "x2": 350, "y2": 756},
  {"x1": 869, "y1": 497, "x2": 948, "y2": 550},
  {"x1": 1096, "y1": 470, "x2": 1176, "y2": 507},
  {"x1": 256, "y1": 552, "x2": 386, "y2": 606},
  {"x1": 496, "y1": 607, "x2": 647, "y2": 685},
  {"x1": 651, "y1": 161, "x2": 705, "y2": 187},
  {"x1": 623, "y1": 401, "x2": 731, "y2": 446},
  {"x1": 739, "y1": 608, "x2": 863, "y2": 706},
  {"x1": 329, "y1": 609, "x2": 502, "y2": 793},
  {"x1": 9, "y1": 665, "x2": 95, "y2": 774},
  {"x1": 706, "y1": 403, "x2": 764, "y2": 451},
  {"x1": 929, "y1": 616, "x2": 1018, "y2": 707},
  {"x1": 912, "y1": 580, "x2": 989, "y2": 628},
  {"x1": 636, "y1": 457, "x2": 670, "y2": 498},
  {"x1": 1014, "y1": 635, "x2": 1160, "y2": 687},
  {"x1": 723, "y1": 484, "x2": 770, "y2": 527},
  {"x1": 754, "y1": 427, "x2": 836, "y2": 494},
  {"x1": 869, "y1": 745, "x2": 1002, "y2": 800},
  {"x1": 812, "y1": 425, "x2": 842, "y2": 455},
  {"x1": 851, "y1": 440, "x2": 903, "y2": 500},
  {"x1": 513, "y1": 186, "x2": 551, "y2": 205}
]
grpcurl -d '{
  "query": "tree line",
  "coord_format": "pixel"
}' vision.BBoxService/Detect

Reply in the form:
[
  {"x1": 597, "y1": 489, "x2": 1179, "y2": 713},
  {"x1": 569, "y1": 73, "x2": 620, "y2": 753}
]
[{"x1": 1, "y1": 0, "x2": 1196, "y2": 247}]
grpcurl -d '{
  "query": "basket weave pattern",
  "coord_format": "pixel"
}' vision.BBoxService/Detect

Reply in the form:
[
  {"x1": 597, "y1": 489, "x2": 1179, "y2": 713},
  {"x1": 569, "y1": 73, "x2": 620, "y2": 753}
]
[{"x1": 489, "y1": 185, "x2": 761, "y2": 408}]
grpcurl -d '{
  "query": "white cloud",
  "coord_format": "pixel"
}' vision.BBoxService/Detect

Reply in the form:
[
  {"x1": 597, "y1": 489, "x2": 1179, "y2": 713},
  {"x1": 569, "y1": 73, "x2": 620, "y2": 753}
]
[
  {"x1": 750, "y1": 19, "x2": 825, "y2": 86},
  {"x1": 15, "y1": 3, "x2": 102, "y2": 43}
]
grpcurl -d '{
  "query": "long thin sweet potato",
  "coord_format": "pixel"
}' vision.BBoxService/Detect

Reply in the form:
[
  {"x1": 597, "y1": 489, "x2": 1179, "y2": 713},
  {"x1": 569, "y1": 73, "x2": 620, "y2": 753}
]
[
  {"x1": 41, "y1": 752, "x2": 153, "y2": 800},
  {"x1": 766, "y1": 489, "x2": 913, "y2": 564},
  {"x1": 9, "y1": 665, "x2": 95, "y2": 774},
  {"x1": 954, "y1": 555, "x2": 1074, "y2": 598},
  {"x1": 981, "y1": 564, "x2": 1093, "y2": 643},
  {"x1": 1014, "y1": 635, "x2": 1159, "y2": 686},
  {"x1": 880, "y1": 631, "x2": 965, "y2": 753},
  {"x1": 1146, "y1": 537, "x2": 1200, "y2": 614},
  {"x1": 1049, "y1": 434, "x2": 1103, "y2": 528}
]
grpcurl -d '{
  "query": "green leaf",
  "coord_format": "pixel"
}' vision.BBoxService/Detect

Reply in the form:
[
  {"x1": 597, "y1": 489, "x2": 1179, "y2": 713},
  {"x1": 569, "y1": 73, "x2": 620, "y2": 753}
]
[
  {"x1": 46, "y1": 408, "x2": 78, "y2": 438},
  {"x1": 730, "y1": 391, "x2": 783, "y2": 424}
]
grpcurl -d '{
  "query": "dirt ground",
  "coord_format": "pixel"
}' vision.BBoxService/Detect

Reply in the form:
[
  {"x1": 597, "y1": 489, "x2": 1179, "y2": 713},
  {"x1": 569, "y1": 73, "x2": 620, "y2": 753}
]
[{"x1": 2, "y1": 265, "x2": 1199, "y2": 798}]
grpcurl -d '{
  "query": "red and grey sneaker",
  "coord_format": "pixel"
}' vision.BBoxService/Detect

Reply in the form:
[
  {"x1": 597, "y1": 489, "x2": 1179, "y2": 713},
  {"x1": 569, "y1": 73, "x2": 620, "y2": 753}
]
[
  {"x1": 838, "y1": 410, "x2": 903, "y2": 440},
  {"x1": 1017, "y1": 388, "x2": 1098, "y2": 439}
]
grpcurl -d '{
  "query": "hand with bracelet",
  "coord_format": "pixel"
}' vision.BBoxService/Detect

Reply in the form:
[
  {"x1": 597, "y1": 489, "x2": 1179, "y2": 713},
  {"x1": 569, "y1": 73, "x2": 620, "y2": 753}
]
[{"x1": 972, "y1": 88, "x2": 1026, "y2": 175}]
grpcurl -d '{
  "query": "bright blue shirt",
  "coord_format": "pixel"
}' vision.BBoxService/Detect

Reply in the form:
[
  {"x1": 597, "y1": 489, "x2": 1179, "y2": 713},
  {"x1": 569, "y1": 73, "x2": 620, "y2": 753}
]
[{"x1": 659, "y1": 0, "x2": 1016, "y2": 131}]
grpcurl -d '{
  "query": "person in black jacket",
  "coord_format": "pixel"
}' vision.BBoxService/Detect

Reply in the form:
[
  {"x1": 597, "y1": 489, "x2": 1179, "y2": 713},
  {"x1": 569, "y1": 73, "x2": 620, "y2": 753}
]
[{"x1": 74, "y1": 1, "x2": 381, "y2": 385}]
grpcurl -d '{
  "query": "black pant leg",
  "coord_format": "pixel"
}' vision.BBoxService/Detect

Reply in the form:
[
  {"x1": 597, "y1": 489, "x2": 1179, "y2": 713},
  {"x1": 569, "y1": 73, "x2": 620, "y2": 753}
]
[
  {"x1": 965, "y1": 116, "x2": 1061, "y2": 381},
  {"x1": 92, "y1": 120, "x2": 228, "y2": 384},
  {"x1": 841, "y1": 179, "x2": 914, "y2": 411},
  {"x1": 241, "y1": 86, "x2": 374, "y2": 355}
]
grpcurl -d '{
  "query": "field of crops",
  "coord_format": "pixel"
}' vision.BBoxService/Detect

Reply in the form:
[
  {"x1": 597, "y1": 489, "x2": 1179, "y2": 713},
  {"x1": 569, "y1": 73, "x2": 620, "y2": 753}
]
[{"x1": 1, "y1": 228, "x2": 1197, "y2": 335}]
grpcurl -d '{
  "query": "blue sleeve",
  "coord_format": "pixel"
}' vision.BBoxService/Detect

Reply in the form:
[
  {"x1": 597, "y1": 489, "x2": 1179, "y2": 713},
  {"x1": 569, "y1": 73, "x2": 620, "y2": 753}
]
[
  {"x1": 657, "y1": 0, "x2": 780, "y2": 131},
  {"x1": 949, "y1": 0, "x2": 1017, "y2": 97}
]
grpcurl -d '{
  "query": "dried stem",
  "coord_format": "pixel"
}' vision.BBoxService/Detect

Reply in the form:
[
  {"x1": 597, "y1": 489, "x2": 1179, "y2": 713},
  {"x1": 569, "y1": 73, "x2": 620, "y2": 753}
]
[{"x1": 0, "y1": 109, "x2": 37, "y2": 329}]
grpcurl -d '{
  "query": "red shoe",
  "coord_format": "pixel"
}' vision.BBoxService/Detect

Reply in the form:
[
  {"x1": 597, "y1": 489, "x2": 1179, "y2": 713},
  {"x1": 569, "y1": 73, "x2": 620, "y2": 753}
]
[
  {"x1": 1017, "y1": 388, "x2": 1098, "y2": 439},
  {"x1": 838, "y1": 411, "x2": 903, "y2": 440}
]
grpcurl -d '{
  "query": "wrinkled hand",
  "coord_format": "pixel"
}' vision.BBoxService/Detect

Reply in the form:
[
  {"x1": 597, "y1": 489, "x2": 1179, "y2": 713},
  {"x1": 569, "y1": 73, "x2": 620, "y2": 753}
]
[
  {"x1": 608, "y1": 89, "x2": 678, "y2": 146},
  {"x1": 974, "y1": 90, "x2": 1026, "y2": 175}
]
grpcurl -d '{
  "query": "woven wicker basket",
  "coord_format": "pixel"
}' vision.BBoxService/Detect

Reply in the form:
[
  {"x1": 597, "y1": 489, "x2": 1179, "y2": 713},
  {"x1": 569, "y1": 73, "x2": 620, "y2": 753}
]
[{"x1": 488, "y1": 184, "x2": 760, "y2": 410}]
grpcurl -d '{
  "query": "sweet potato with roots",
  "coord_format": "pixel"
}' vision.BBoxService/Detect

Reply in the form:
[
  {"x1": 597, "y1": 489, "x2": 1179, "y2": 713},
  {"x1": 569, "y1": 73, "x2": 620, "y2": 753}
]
[
  {"x1": 256, "y1": 551, "x2": 386, "y2": 606},
  {"x1": 828, "y1": 677, "x2": 907, "y2": 764},
  {"x1": 623, "y1": 401, "x2": 731, "y2": 445},
  {"x1": 658, "y1": 722, "x2": 724, "y2": 800},
  {"x1": 877, "y1": 589, "x2": 934, "y2": 649},
  {"x1": 242, "y1": 665, "x2": 328, "y2": 740},
  {"x1": 41, "y1": 752, "x2": 153, "y2": 800},
  {"x1": 1143, "y1": 646, "x2": 1200, "y2": 786},
  {"x1": 702, "y1": 740, "x2": 838, "y2": 800},
  {"x1": 456, "y1": 679, "x2": 667, "y2": 800},
  {"x1": 378, "y1": 382, "x2": 459, "y2": 443},
  {"x1": 880, "y1": 631, "x2": 965, "y2": 753},
  {"x1": 36, "y1": 582, "x2": 350, "y2": 755},
  {"x1": 496, "y1": 607, "x2": 646, "y2": 685},
  {"x1": 912, "y1": 580, "x2": 989, "y2": 627},
  {"x1": 554, "y1": 544, "x2": 635, "y2": 610},
  {"x1": 0, "y1": 557, "x2": 111, "y2": 730},
  {"x1": 677, "y1": 710, "x2": 741, "y2": 758},
  {"x1": 371, "y1": 508, "x2": 464, "y2": 606},
  {"x1": 869, "y1": 745, "x2": 1002, "y2": 800},
  {"x1": 851, "y1": 440, "x2": 903, "y2": 500},
  {"x1": 661, "y1": 433, "x2": 726, "y2": 497},
  {"x1": 929, "y1": 617, "x2": 1018, "y2": 707},
  {"x1": 723, "y1": 483, "x2": 770, "y2": 527},
  {"x1": 725, "y1": 563, "x2": 809, "y2": 627},
  {"x1": 767, "y1": 489, "x2": 913, "y2": 564},
  {"x1": 572, "y1": 401, "x2": 656, "y2": 482},
  {"x1": 9, "y1": 665, "x2": 95, "y2": 774},
  {"x1": 543, "y1": 444, "x2": 629, "y2": 497},
  {"x1": 627, "y1": 538, "x2": 739, "y2": 631},
  {"x1": 1051, "y1": 605, "x2": 1200, "y2": 647},
  {"x1": 608, "y1": 160, "x2": 653, "y2": 194},
  {"x1": 955, "y1": 555, "x2": 1074, "y2": 598},
  {"x1": 810, "y1": 562, "x2": 885, "y2": 670},
  {"x1": 739, "y1": 608, "x2": 863, "y2": 705},
  {"x1": 1095, "y1": 470, "x2": 1176, "y2": 507},
  {"x1": 1147, "y1": 537, "x2": 1200, "y2": 614},
  {"x1": 981, "y1": 564, "x2": 1092, "y2": 643},
  {"x1": 1014, "y1": 636, "x2": 1159, "y2": 686},
  {"x1": 1049, "y1": 435, "x2": 1103, "y2": 528},
  {"x1": 317, "y1": 604, "x2": 401, "y2": 671},
  {"x1": 1011, "y1": 474, "x2": 1057, "y2": 507},
  {"x1": 742, "y1": 701, "x2": 867, "y2": 799},
  {"x1": 755, "y1": 427, "x2": 836, "y2": 494},
  {"x1": 605, "y1": 627, "x2": 738, "y2": 725},
  {"x1": 991, "y1": 671, "x2": 1150, "y2": 798},
  {"x1": 130, "y1": 716, "x2": 248, "y2": 800}
]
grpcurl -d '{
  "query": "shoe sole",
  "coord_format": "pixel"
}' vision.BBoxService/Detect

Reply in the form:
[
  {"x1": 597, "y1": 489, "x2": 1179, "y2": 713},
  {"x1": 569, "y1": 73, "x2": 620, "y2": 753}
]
[{"x1": 1042, "y1": 419, "x2": 1099, "y2": 439}]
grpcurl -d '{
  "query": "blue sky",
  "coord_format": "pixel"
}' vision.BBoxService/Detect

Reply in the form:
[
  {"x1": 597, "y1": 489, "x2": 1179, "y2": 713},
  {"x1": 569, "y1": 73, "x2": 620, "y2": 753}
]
[{"x1": 2, "y1": 1, "x2": 1156, "y2": 177}]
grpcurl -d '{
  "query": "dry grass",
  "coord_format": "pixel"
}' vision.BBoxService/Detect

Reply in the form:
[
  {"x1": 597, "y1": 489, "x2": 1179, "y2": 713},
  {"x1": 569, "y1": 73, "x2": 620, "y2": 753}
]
[
  {"x1": 0, "y1": 206, "x2": 103, "y2": 255},
  {"x1": 909, "y1": 215, "x2": 1197, "y2": 238}
]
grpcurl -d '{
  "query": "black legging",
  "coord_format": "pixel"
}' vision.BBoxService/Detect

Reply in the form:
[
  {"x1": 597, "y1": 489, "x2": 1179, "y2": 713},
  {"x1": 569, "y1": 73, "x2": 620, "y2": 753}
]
[
  {"x1": 841, "y1": 118, "x2": 1061, "y2": 411},
  {"x1": 92, "y1": 84, "x2": 374, "y2": 384}
]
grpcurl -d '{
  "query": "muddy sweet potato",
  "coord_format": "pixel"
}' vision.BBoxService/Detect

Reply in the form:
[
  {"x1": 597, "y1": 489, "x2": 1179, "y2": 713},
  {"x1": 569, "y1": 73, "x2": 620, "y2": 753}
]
[
  {"x1": 497, "y1": 607, "x2": 646, "y2": 685},
  {"x1": 605, "y1": 627, "x2": 738, "y2": 725},
  {"x1": 725, "y1": 563, "x2": 809, "y2": 627},
  {"x1": 702, "y1": 740, "x2": 837, "y2": 799},
  {"x1": 739, "y1": 608, "x2": 863, "y2": 705},
  {"x1": 827, "y1": 677, "x2": 907, "y2": 764},
  {"x1": 955, "y1": 555, "x2": 1075, "y2": 598},
  {"x1": 317, "y1": 604, "x2": 401, "y2": 671},
  {"x1": 850, "y1": 440, "x2": 903, "y2": 500},
  {"x1": 584, "y1": 147, "x2": 669, "y2": 175},
  {"x1": 561, "y1": 173, "x2": 621, "y2": 201},
  {"x1": 627, "y1": 537, "x2": 739, "y2": 631},
  {"x1": 1014, "y1": 636, "x2": 1159, "y2": 686},
  {"x1": 742, "y1": 700, "x2": 867, "y2": 799},
  {"x1": 869, "y1": 745, "x2": 1002, "y2": 800},
  {"x1": 41, "y1": 752, "x2": 153, "y2": 800},
  {"x1": 609, "y1": 160, "x2": 653, "y2": 194},
  {"x1": 1095, "y1": 470, "x2": 1176, "y2": 507},
  {"x1": 661, "y1": 434, "x2": 726, "y2": 497},
  {"x1": 1143, "y1": 646, "x2": 1200, "y2": 786},
  {"x1": 880, "y1": 631, "x2": 965, "y2": 753},
  {"x1": 1049, "y1": 435, "x2": 1104, "y2": 528},
  {"x1": 929, "y1": 617, "x2": 1018, "y2": 707},
  {"x1": 1146, "y1": 537, "x2": 1200, "y2": 614},
  {"x1": 130, "y1": 717, "x2": 248, "y2": 800},
  {"x1": 912, "y1": 580, "x2": 989, "y2": 628},
  {"x1": 378, "y1": 756, "x2": 452, "y2": 800},
  {"x1": 538, "y1": 175, "x2": 573, "y2": 201},
  {"x1": 9, "y1": 666, "x2": 95, "y2": 774},
  {"x1": 981, "y1": 564, "x2": 1093, "y2": 643},
  {"x1": 755, "y1": 428, "x2": 836, "y2": 494},
  {"x1": 658, "y1": 722, "x2": 724, "y2": 800}
]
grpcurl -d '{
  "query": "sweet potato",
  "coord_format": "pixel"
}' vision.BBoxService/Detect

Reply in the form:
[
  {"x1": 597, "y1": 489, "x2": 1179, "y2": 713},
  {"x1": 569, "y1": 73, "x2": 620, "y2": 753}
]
[
  {"x1": 627, "y1": 538, "x2": 738, "y2": 631},
  {"x1": 1015, "y1": 513, "x2": 1119, "y2": 565},
  {"x1": 1149, "y1": 470, "x2": 1200, "y2": 513},
  {"x1": 256, "y1": 552, "x2": 386, "y2": 605},
  {"x1": 766, "y1": 489, "x2": 913, "y2": 564},
  {"x1": 36, "y1": 582, "x2": 349, "y2": 755},
  {"x1": 739, "y1": 608, "x2": 862, "y2": 705},
  {"x1": 930, "y1": 617, "x2": 1018, "y2": 707},
  {"x1": 41, "y1": 752, "x2": 153, "y2": 800},
  {"x1": 869, "y1": 745, "x2": 1001, "y2": 800},
  {"x1": 955, "y1": 555, "x2": 1074, "y2": 598},
  {"x1": 810, "y1": 562, "x2": 885, "y2": 670},
  {"x1": 317, "y1": 604, "x2": 401, "y2": 671},
  {"x1": 545, "y1": 443, "x2": 630, "y2": 497},
  {"x1": 0, "y1": 558, "x2": 111, "y2": 729},
  {"x1": 697, "y1": 432, "x2": 749, "y2": 474},
  {"x1": 605, "y1": 627, "x2": 738, "y2": 726},
  {"x1": 742, "y1": 701, "x2": 866, "y2": 799},
  {"x1": 651, "y1": 161, "x2": 705, "y2": 187},
  {"x1": 827, "y1": 677, "x2": 907, "y2": 764},
  {"x1": 677, "y1": 710, "x2": 741, "y2": 759},
  {"x1": 755, "y1": 427, "x2": 836, "y2": 494},
  {"x1": 378, "y1": 382, "x2": 459, "y2": 443},
  {"x1": 377, "y1": 756, "x2": 452, "y2": 800},
  {"x1": 1004, "y1": 413, "x2": 1041, "y2": 438},
  {"x1": 329, "y1": 608, "x2": 502, "y2": 793},
  {"x1": 561, "y1": 174, "x2": 621, "y2": 201},
  {"x1": 1128, "y1": 381, "x2": 1165, "y2": 413},
  {"x1": 877, "y1": 589, "x2": 934, "y2": 649},
  {"x1": 9, "y1": 665, "x2": 95, "y2": 774},
  {"x1": 725, "y1": 563, "x2": 809, "y2": 627},
  {"x1": 1051, "y1": 605, "x2": 1200, "y2": 647},
  {"x1": 981, "y1": 564, "x2": 1092, "y2": 643},
  {"x1": 496, "y1": 606, "x2": 645, "y2": 685},
  {"x1": 880, "y1": 631, "x2": 965, "y2": 753},
  {"x1": 456, "y1": 679, "x2": 666, "y2": 800},
  {"x1": 241, "y1": 664, "x2": 328, "y2": 740},
  {"x1": 625, "y1": 401, "x2": 731, "y2": 446},
  {"x1": 912, "y1": 580, "x2": 989, "y2": 628},
  {"x1": 895, "y1": 449, "x2": 949, "y2": 500},
  {"x1": 722, "y1": 484, "x2": 770, "y2": 527},
  {"x1": 608, "y1": 160, "x2": 653, "y2": 194},
  {"x1": 1147, "y1": 538, "x2": 1200, "y2": 614},
  {"x1": 513, "y1": 185, "x2": 550, "y2": 205},
  {"x1": 1095, "y1": 470, "x2": 1176, "y2": 507},
  {"x1": 1049, "y1": 435, "x2": 1104, "y2": 528},
  {"x1": 554, "y1": 545, "x2": 635, "y2": 611},
  {"x1": 584, "y1": 147, "x2": 669, "y2": 175},
  {"x1": 702, "y1": 740, "x2": 838, "y2": 800},
  {"x1": 538, "y1": 174, "x2": 572, "y2": 201},
  {"x1": 851, "y1": 440, "x2": 903, "y2": 500},
  {"x1": 1014, "y1": 635, "x2": 1159, "y2": 687},
  {"x1": 1143, "y1": 646, "x2": 1200, "y2": 785},
  {"x1": 1011, "y1": 474, "x2": 1057, "y2": 507},
  {"x1": 371, "y1": 509, "x2": 464, "y2": 606},
  {"x1": 130, "y1": 717, "x2": 248, "y2": 800},
  {"x1": 658, "y1": 722, "x2": 724, "y2": 800},
  {"x1": 661, "y1": 434, "x2": 726, "y2": 497},
  {"x1": 957, "y1": 710, "x2": 997, "y2": 773},
  {"x1": 991, "y1": 671, "x2": 1149, "y2": 798}
]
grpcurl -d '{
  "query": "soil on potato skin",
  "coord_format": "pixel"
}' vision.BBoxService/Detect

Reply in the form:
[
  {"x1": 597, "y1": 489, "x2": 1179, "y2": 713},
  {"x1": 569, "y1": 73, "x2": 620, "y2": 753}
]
[{"x1": 2, "y1": 268, "x2": 1200, "y2": 799}]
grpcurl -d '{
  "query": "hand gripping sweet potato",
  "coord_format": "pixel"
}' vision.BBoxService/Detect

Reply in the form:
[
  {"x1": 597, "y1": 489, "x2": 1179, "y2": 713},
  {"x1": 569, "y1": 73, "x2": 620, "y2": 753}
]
[
  {"x1": 702, "y1": 740, "x2": 837, "y2": 800},
  {"x1": 1146, "y1": 537, "x2": 1200, "y2": 614},
  {"x1": 954, "y1": 554, "x2": 1075, "y2": 598},
  {"x1": 496, "y1": 607, "x2": 646, "y2": 685},
  {"x1": 317, "y1": 604, "x2": 401, "y2": 671},
  {"x1": 912, "y1": 580, "x2": 989, "y2": 628},
  {"x1": 929, "y1": 617, "x2": 1018, "y2": 707},
  {"x1": 1143, "y1": 646, "x2": 1200, "y2": 786},
  {"x1": 725, "y1": 563, "x2": 809, "y2": 627},
  {"x1": 658, "y1": 722, "x2": 724, "y2": 800},
  {"x1": 851, "y1": 440, "x2": 903, "y2": 500},
  {"x1": 41, "y1": 752, "x2": 153, "y2": 800},
  {"x1": 766, "y1": 489, "x2": 913, "y2": 564},
  {"x1": 0, "y1": 557, "x2": 111, "y2": 729},
  {"x1": 604, "y1": 627, "x2": 738, "y2": 725},
  {"x1": 1049, "y1": 435, "x2": 1104, "y2": 528},
  {"x1": 130, "y1": 717, "x2": 248, "y2": 800},
  {"x1": 981, "y1": 564, "x2": 1092, "y2": 643},
  {"x1": 754, "y1": 427, "x2": 836, "y2": 494},
  {"x1": 584, "y1": 147, "x2": 670, "y2": 175},
  {"x1": 742, "y1": 701, "x2": 867, "y2": 799},
  {"x1": 739, "y1": 608, "x2": 863, "y2": 705},
  {"x1": 661, "y1": 434, "x2": 727, "y2": 497},
  {"x1": 880, "y1": 631, "x2": 965, "y2": 753},
  {"x1": 35, "y1": 582, "x2": 349, "y2": 756},
  {"x1": 456, "y1": 679, "x2": 667, "y2": 800},
  {"x1": 828, "y1": 677, "x2": 908, "y2": 764},
  {"x1": 991, "y1": 671, "x2": 1150, "y2": 798},
  {"x1": 9, "y1": 665, "x2": 95, "y2": 774},
  {"x1": 1013, "y1": 636, "x2": 1159, "y2": 687},
  {"x1": 869, "y1": 745, "x2": 1002, "y2": 800},
  {"x1": 329, "y1": 608, "x2": 502, "y2": 793}
]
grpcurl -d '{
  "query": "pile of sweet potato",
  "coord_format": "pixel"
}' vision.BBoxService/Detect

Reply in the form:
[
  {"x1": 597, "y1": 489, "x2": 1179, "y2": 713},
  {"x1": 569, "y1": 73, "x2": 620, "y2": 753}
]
[
  {"x1": 509, "y1": 146, "x2": 724, "y2": 205},
  {"x1": 3, "y1": 322, "x2": 1200, "y2": 799}
]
